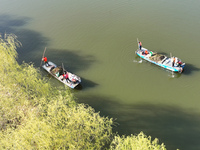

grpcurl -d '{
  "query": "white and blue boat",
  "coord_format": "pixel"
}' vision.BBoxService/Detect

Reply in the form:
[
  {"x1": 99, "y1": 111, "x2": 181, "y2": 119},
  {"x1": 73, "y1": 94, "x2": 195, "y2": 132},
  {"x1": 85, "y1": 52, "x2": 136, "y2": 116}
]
[{"x1": 135, "y1": 41, "x2": 185, "y2": 73}]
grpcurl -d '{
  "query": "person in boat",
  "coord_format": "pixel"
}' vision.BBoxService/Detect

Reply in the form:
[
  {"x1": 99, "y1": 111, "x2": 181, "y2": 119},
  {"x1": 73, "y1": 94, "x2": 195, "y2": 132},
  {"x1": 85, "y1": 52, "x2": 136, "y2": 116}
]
[
  {"x1": 172, "y1": 57, "x2": 175, "y2": 67},
  {"x1": 177, "y1": 60, "x2": 183, "y2": 66},
  {"x1": 174, "y1": 57, "x2": 183, "y2": 67},
  {"x1": 42, "y1": 57, "x2": 50, "y2": 66},
  {"x1": 175, "y1": 57, "x2": 181, "y2": 67},
  {"x1": 142, "y1": 50, "x2": 149, "y2": 55},
  {"x1": 138, "y1": 41, "x2": 142, "y2": 50},
  {"x1": 62, "y1": 71, "x2": 69, "y2": 80}
]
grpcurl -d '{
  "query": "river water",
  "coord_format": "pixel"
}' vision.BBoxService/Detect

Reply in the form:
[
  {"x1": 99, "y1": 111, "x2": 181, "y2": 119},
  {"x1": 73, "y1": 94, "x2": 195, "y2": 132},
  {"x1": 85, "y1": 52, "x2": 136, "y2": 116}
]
[{"x1": 1, "y1": 1, "x2": 200, "y2": 149}]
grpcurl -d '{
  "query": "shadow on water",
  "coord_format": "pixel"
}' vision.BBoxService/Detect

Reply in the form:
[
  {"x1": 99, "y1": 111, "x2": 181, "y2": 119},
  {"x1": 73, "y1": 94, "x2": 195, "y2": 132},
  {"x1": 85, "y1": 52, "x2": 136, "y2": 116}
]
[
  {"x1": 16, "y1": 29, "x2": 49, "y2": 63},
  {"x1": 0, "y1": 14, "x2": 98, "y2": 89},
  {"x1": 0, "y1": 15, "x2": 96, "y2": 68},
  {"x1": 0, "y1": 14, "x2": 48, "y2": 64},
  {"x1": 45, "y1": 48, "x2": 96, "y2": 73},
  {"x1": 80, "y1": 77, "x2": 99, "y2": 90},
  {"x1": 0, "y1": 15, "x2": 30, "y2": 32},
  {"x1": 77, "y1": 95, "x2": 200, "y2": 150},
  {"x1": 73, "y1": 78, "x2": 99, "y2": 90},
  {"x1": 182, "y1": 63, "x2": 200, "y2": 75}
]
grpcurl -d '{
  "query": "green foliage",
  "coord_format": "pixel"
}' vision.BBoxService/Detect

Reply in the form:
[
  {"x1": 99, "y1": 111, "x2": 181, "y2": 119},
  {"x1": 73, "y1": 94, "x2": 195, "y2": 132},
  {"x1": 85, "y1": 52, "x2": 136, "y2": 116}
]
[
  {"x1": 0, "y1": 101, "x2": 113, "y2": 149},
  {"x1": 0, "y1": 33, "x2": 21, "y2": 72},
  {"x1": 110, "y1": 132, "x2": 166, "y2": 150},
  {"x1": 0, "y1": 83, "x2": 29, "y2": 130},
  {"x1": 0, "y1": 33, "x2": 27, "y2": 130},
  {"x1": 45, "y1": 103, "x2": 113, "y2": 149}
]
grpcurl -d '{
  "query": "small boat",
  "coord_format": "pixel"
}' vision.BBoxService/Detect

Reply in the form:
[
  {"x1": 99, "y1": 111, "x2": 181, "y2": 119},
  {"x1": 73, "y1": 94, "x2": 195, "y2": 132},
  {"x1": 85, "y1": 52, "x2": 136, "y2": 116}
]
[
  {"x1": 135, "y1": 40, "x2": 185, "y2": 73},
  {"x1": 42, "y1": 61, "x2": 81, "y2": 88}
]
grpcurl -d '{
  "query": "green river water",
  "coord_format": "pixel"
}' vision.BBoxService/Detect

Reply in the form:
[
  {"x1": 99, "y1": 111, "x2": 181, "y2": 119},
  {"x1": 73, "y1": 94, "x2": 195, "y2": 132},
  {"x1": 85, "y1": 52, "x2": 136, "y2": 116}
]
[{"x1": 1, "y1": 1, "x2": 200, "y2": 149}]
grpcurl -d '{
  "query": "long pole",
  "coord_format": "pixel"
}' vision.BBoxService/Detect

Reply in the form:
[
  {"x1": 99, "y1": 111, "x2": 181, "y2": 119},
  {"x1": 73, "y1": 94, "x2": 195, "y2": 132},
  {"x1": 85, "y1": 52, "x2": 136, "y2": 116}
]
[
  {"x1": 40, "y1": 47, "x2": 46, "y2": 67},
  {"x1": 137, "y1": 38, "x2": 140, "y2": 49},
  {"x1": 62, "y1": 63, "x2": 65, "y2": 74}
]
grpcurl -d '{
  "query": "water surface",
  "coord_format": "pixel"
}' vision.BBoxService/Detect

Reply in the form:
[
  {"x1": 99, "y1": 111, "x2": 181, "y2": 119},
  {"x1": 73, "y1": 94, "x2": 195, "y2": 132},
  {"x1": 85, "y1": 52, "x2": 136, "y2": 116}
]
[{"x1": 1, "y1": 1, "x2": 200, "y2": 149}]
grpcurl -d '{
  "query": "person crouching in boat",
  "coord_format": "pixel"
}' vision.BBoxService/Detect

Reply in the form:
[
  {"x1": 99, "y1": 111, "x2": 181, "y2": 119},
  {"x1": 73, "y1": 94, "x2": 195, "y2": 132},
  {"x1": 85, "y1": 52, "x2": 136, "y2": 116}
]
[
  {"x1": 42, "y1": 57, "x2": 50, "y2": 66},
  {"x1": 172, "y1": 57, "x2": 180, "y2": 67},
  {"x1": 174, "y1": 57, "x2": 183, "y2": 67},
  {"x1": 142, "y1": 50, "x2": 149, "y2": 55},
  {"x1": 62, "y1": 71, "x2": 69, "y2": 80},
  {"x1": 138, "y1": 41, "x2": 142, "y2": 50}
]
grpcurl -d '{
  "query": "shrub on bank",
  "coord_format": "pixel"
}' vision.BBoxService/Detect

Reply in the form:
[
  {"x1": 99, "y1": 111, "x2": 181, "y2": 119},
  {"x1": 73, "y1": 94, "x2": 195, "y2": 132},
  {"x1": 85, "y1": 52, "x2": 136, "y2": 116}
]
[{"x1": 110, "y1": 132, "x2": 167, "y2": 150}]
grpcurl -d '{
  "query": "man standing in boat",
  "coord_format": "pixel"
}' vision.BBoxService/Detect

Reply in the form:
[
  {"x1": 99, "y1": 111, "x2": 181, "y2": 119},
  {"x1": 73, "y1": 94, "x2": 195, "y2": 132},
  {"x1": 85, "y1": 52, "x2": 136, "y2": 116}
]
[
  {"x1": 42, "y1": 56, "x2": 50, "y2": 66},
  {"x1": 171, "y1": 56, "x2": 175, "y2": 67},
  {"x1": 138, "y1": 41, "x2": 142, "y2": 50}
]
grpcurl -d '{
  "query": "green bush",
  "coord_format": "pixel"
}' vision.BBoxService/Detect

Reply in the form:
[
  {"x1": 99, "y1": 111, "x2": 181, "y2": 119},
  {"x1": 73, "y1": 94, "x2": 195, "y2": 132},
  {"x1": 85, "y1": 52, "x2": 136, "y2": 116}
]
[{"x1": 110, "y1": 132, "x2": 166, "y2": 150}]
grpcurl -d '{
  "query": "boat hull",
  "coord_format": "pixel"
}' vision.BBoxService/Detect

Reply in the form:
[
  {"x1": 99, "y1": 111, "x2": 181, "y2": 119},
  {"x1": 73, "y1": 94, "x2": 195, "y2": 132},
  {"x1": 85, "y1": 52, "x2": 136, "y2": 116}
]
[
  {"x1": 42, "y1": 61, "x2": 81, "y2": 88},
  {"x1": 135, "y1": 48, "x2": 185, "y2": 73}
]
